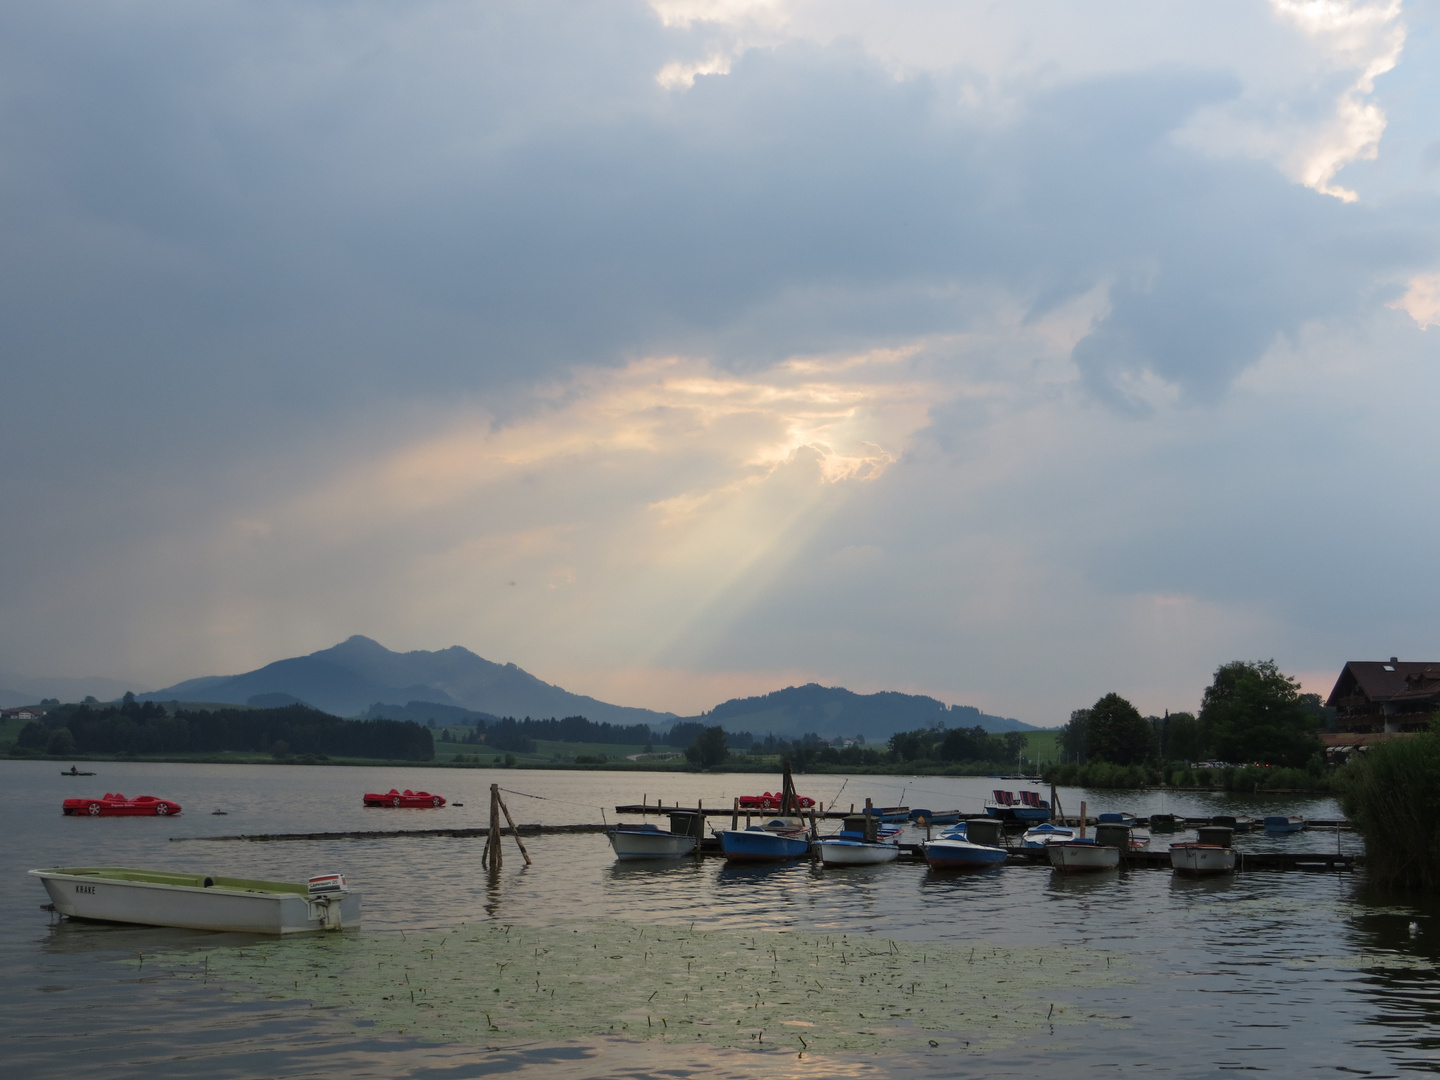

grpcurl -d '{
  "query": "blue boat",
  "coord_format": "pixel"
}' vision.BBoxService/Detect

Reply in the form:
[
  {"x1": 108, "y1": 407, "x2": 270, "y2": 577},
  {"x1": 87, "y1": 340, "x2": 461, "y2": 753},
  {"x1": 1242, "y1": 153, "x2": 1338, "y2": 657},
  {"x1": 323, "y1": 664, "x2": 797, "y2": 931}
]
[
  {"x1": 1263, "y1": 815, "x2": 1306, "y2": 834},
  {"x1": 878, "y1": 806, "x2": 911, "y2": 823},
  {"x1": 985, "y1": 789, "x2": 1051, "y2": 823},
  {"x1": 718, "y1": 824, "x2": 812, "y2": 862},
  {"x1": 1096, "y1": 811, "x2": 1137, "y2": 825},
  {"x1": 922, "y1": 834, "x2": 1008, "y2": 869}
]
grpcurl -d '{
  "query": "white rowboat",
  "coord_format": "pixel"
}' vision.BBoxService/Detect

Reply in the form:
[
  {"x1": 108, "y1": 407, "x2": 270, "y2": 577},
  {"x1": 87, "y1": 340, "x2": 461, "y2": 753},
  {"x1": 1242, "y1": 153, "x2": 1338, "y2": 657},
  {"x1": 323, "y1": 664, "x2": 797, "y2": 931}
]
[
  {"x1": 30, "y1": 867, "x2": 360, "y2": 934},
  {"x1": 817, "y1": 838, "x2": 900, "y2": 866},
  {"x1": 1169, "y1": 843, "x2": 1236, "y2": 875},
  {"x1": 606, "y1": 825, "x2": 697, "y2": 860},
  {"x1": 1047, "y1": 841, "x2": 1120, "y2": 873}
]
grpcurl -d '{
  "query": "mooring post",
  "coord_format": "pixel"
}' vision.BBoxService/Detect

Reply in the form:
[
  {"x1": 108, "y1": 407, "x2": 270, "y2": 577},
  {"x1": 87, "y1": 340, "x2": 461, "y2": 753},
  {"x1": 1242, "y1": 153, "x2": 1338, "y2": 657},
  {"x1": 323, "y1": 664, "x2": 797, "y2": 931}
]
[
  {"x1": 1079, "y1": 800, "x2": 1087, "y2": 840},
  {"x1": 496, "y1": 789, "x2": 532, "y2": 866},
  {"x1": 487, "y1": 783, "x2": 503, "y2": 871},
  {"x1": 732, "y1": 796, "x2": 740, "y2": 831}
]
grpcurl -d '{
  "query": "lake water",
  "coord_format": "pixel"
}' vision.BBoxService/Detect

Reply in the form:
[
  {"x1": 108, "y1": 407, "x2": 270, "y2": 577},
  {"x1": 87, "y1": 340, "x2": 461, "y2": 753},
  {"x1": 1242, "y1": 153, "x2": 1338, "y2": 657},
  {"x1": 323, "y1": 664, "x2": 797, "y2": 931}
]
[{"x1": 2, "y1": 759, "x2": 1436, "y2": 1078}]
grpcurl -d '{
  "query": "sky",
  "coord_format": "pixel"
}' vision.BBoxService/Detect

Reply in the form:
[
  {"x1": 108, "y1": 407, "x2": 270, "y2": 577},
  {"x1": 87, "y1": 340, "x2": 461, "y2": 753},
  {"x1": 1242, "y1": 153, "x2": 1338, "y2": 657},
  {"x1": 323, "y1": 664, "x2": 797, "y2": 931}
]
[{"x1": 2, "y1": 0, "x2": 1438, "y2": 725}]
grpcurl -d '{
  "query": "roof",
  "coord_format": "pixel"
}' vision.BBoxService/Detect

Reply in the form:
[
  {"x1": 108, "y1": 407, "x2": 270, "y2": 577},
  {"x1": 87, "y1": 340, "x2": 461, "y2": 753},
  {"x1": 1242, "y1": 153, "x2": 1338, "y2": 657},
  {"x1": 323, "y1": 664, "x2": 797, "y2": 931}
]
[
  {"x1": 1320, "y1": 731, "x2": 1416, "y2": 748},
  {"x1": 1325, "y1": 661, "x2": 1440, "y2": 708}
]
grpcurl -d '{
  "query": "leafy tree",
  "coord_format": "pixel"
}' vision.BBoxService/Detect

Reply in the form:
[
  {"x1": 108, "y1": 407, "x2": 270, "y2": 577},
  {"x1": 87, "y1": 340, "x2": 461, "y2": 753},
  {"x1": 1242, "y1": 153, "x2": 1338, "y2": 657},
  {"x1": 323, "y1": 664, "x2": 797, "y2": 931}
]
[
  {"x1": 888, "y1": 728, "x2": 933, "y2": 763},
  {"x1": 1059, "y1": 709, "x2": 1090, "y2": 763},
  {"x1": 1199, "y1": 660, "x2": 1320, "y2": 767},
  {"x1": 685, "y1": 725, "x2": 729, "y2": 769},
  {"x1": 46, "y1": 728, "x2": 76, "y2": 755},
  {"x1": 1155, "y1": 711, "x2": 1205, "y2": 762},
  {"x1": 1083, "y1": 693, "x2": 1154, "y2": 765},
  {"x1": 17, "y1": 721, "x2": 48, "y2": 749}
]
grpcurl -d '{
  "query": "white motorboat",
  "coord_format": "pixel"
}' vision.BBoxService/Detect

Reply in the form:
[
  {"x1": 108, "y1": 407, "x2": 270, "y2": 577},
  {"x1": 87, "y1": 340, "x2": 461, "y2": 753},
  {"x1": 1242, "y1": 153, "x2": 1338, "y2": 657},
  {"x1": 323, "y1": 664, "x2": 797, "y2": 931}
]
[
  {"x1": 30, "y1": 867, "x2": 359, "y2": 934},
  {"x1": 606, "y1": 823, "x2": 697, "y2": 860},
  {"x1": 1169, "y1": 843, "x2": 1237, "y2": 875},
  {"x1": 1047, "y1": 841, "x2": 1120, "y2": 874}
]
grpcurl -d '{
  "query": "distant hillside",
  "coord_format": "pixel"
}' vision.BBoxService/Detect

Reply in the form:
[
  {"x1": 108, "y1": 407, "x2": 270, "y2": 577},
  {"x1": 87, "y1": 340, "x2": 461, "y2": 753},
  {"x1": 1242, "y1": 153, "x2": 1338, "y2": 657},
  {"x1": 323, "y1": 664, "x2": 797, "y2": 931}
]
[
  {"x1": 0, "y1": 687, "x2": 35, "y2": 709},
  {"x1": 140, "y1": 636, "x2": 678, "y2": 726},
  {"x1": 691, "y1": 684, "x2": 1036, "y2": 742},
  {"x1": 365, "y1": 701, "x2": 502, "y2": 726}
]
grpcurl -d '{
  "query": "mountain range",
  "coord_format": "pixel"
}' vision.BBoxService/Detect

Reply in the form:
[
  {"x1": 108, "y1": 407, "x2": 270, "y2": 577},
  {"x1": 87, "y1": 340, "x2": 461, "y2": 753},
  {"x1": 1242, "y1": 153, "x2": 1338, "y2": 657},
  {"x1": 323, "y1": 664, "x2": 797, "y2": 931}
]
[
  {"x1": 139, "y1": 636, "x2": 675, "y2": 727},
  {"x1": 111, "y1": 636, "x2": 1040, "y2": 737}
]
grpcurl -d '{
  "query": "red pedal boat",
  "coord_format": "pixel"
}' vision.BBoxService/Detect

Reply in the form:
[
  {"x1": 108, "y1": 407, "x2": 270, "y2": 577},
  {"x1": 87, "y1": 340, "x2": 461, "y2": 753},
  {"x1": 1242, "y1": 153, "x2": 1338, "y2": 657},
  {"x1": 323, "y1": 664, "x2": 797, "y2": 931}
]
[
  {"x1": 61, "y1": 792, "x2": 182, "y2": 817},
  {"x1": 737, "y1": 791, "x2": 816, "y2": 811},
  {"x1": 363, "y1": 788, "x2": 446, "y2": 808}
]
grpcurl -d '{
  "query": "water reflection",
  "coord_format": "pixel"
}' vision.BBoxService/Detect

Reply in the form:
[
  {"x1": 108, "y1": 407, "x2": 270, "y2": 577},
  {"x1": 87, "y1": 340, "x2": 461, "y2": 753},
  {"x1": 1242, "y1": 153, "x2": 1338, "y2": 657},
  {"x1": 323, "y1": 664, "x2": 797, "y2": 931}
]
[{"x1": 5, "y1": 759, "x2": 1437, "y2": 1080}]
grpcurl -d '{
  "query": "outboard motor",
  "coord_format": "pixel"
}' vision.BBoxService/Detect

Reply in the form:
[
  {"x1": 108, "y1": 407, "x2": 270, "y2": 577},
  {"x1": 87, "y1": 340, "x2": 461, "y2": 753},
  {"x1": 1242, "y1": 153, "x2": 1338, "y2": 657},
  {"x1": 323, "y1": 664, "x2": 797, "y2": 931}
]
[{"x1": 307, "y1": 873, "x2": 349, "y2": 929}]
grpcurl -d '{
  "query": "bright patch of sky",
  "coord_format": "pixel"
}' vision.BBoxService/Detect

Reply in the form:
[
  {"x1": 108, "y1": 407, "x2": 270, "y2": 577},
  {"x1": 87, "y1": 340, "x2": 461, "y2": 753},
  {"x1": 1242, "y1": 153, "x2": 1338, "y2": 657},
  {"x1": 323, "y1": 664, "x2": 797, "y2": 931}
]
[{"x1": 1, "y1": 0, "x2": 1437, "y2": 722}]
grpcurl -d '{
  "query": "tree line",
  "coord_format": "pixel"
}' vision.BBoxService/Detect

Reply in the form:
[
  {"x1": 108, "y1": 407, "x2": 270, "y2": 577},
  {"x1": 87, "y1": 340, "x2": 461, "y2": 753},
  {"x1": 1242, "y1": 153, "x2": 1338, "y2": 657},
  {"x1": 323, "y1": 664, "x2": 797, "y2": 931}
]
[
  {"x1": 14, "y1": 695, "x2": 433, "y2": 761},
  {"x1": 676, "y1": 723, "x2": 1028, "y2": 772},
  {"x1": 1050, "y1": 660, "x2": 1329, "y2": 786}
]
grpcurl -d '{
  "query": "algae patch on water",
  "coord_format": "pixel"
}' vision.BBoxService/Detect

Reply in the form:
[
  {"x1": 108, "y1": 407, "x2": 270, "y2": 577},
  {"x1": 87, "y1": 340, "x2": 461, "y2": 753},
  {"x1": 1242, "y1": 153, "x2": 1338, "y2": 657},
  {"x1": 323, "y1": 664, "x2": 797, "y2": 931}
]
[{"x1": 127, "y1": 921, "x2": 1131, "y2": 1055}]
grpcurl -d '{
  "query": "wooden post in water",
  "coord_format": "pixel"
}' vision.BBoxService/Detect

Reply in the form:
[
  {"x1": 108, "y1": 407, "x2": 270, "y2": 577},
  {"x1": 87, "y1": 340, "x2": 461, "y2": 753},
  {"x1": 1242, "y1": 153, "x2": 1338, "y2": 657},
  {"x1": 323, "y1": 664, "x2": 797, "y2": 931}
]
[
  {"x1": 1079, "y1": 800, "x2": 1087, "y2": 840},
  {"x1": 780, "y1": 761, "x2": 798, "y2": 816},
  {"x1": 495, "y1": 789, "x2": 532, "y2": 866},
  {"x1": 1050, "y1": 783, "x2": 1064, "y2": 825},
  {"x1": 863, "y1": 797, "x2": 877, "y2": 843},
  {"x1": 486, "y1": 783, "x2": 503, "y2": 870},
  {"x1": 731, "y1": 797, "x2": 740, "y2": 831}
]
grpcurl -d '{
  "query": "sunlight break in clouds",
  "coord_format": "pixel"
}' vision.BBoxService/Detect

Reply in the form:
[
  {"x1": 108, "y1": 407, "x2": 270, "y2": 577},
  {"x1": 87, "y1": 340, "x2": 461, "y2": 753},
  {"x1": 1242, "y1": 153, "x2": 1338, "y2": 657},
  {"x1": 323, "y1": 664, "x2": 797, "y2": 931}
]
[{"x1": 1269, "y1": 0, "x2": 1405, "y2": 200}]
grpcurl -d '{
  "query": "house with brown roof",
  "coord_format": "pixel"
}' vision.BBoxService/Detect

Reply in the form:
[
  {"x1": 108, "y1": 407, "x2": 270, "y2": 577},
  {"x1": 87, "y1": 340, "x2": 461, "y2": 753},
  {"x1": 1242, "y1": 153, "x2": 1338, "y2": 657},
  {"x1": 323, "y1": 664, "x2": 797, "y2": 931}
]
[{"x1": 1325, "y1": 658, "x2": 1440, "y2": 735}]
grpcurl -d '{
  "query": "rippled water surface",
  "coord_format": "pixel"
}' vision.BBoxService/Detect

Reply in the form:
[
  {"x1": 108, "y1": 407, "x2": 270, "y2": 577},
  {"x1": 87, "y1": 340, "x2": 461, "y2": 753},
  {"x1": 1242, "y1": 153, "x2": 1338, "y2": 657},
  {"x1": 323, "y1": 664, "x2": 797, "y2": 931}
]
[{"x1": 3, "y1": 760, "x2": 1438, "y2": 1078}]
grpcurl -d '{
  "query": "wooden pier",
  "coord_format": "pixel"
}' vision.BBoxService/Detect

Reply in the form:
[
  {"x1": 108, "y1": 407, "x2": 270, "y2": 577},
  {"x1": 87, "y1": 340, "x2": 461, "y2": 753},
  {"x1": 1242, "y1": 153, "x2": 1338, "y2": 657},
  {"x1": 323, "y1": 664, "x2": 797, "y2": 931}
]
[{"x1": 171, "y1": 823, "x2": 610, "y2": 843}]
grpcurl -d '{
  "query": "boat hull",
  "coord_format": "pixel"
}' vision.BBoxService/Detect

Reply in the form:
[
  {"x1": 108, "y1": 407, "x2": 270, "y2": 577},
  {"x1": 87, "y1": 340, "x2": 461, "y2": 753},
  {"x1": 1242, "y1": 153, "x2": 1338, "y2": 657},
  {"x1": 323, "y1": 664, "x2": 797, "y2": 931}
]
[
  {"x1": 30, "y1": 868, "x2": 360, "y2": 934},
  {"x1": 1263, "y1": 816, "x2": 1305, "y2": 834},
  {"x1": 1047, "y1": 842, "x2": 1120, "y2": 873},
  {"x1": 818, "y1": 840, "x2": 899, "y2": 866},
  {"x1": 718, "y1": 829, "x2": 811, "y2": 862},
  {"x1": 986, "y1": 806, "x2": 1051, "y2": 823},
  {"x1": 1169, "y1": 843, "x2": 1236, "y2": 875},
  {"x1": 607, "y1": 829, "x2": 696, "y2": 860},
  {"x1": 923, "y1": 838, "x2": 1008, "y2": 869}
]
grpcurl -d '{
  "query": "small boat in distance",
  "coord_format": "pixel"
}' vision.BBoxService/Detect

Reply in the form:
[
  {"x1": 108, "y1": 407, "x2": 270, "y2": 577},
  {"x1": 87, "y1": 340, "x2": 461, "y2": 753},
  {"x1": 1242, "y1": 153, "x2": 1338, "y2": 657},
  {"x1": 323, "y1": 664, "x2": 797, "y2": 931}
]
[
  {"x1": 363, "y1": 788, "x2": 446, "y2": 808},
  {"x1": 61, "y1": 793, "x2": 181, "y2": 817},
  {"x1": 1047, "y1": 840, "x2": 1120, "y2": 873},
  {"x1": 1170, "y1": 843, "x2": 1237, "y2": 875},
  {"x1": 61, "y1": 767, "x2": 96, "y2": 776},
  {"x1": 909, "y1": 808, "x2": 962, "y2": 825},
  {"x1": 1213, "y1": 815, "x2": 1258, "y2": 833},
  {"x1": 737, "y1": 792, "x2": 816, "y2": 811},
  {"x1": 30, "y1": 867, "x2": 359, "y2": 933},
  {"x1": 607, "y1": 823, "x2": 697, "y2": 860},
  {"x1": 986, "y1": 789, "x2": 1051, "y2": 823},
  {"x1": 1263, "y1": 815, "x2": 1306, "y2": 834}
]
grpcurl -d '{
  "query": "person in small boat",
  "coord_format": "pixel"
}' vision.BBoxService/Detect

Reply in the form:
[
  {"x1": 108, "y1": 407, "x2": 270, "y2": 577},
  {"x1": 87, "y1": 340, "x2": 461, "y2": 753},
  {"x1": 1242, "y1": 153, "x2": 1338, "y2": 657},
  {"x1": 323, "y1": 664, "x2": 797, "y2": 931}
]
[{"x1": 68, "y1": 766, "x2": 79, "y2": 775}]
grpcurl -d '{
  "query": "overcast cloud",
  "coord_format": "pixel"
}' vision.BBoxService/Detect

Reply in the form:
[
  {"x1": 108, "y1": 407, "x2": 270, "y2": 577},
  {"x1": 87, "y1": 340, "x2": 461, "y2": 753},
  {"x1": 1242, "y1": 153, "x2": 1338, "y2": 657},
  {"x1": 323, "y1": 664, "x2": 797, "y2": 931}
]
[{"x1": 2, "y1": 0, "x2": 1438, "y2": 723}]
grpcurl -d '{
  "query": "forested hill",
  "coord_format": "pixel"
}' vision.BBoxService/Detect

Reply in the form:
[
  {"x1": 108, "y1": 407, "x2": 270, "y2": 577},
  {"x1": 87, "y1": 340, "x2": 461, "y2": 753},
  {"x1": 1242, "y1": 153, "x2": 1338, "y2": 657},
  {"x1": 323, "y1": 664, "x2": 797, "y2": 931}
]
[
  {"x1": 17, "y1": 698, "x2": 433, "y2": 761},
  {"x1": 694, "y1": 684, "x2": 1035, "y2": 742}
]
